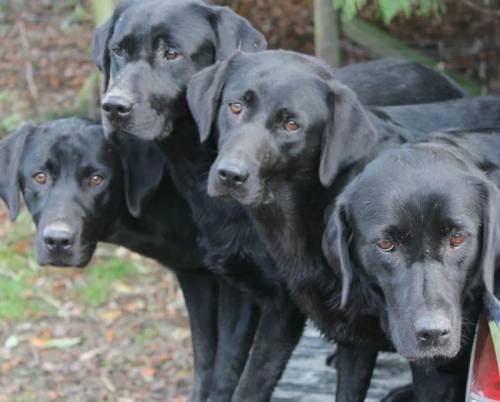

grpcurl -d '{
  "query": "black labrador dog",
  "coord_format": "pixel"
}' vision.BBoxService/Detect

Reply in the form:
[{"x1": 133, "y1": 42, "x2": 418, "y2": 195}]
[
  {"x1": 92, "y1": 1, "x2": 469, "y2": 399},
  {"x1": 186, "y1": 49, "x2": 500, "y2": 401},
  {"x1": 95, "y1": 2, "x2": 303, "y2": 400},
  {"x1": 0, "y1": 117, "x2": 259, "y2": 402},
  {"x1": 323, "y1": 130, "x2": 500, "y2": 401}
]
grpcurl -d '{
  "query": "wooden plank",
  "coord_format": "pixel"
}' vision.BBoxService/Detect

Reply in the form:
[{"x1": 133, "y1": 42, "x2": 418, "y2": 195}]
[{"x1": 342, "y1": 17, "x2": 482, "y2": 95}]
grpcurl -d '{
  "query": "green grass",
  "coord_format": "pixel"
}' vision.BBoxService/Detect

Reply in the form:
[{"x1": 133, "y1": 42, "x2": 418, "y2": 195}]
[
  {"x1": 0, "y1": 211, "x2": 52, "y2": 320},
  {"x1": 0, "y1": 252, "x2": 55, "y2": 321},
  {"x1": 134, "y1": 327, "x2": 160, "y2": 347},
  {"x1": 0, "y1": 209, "x2": 140, "y2": 318},
  {"x1": 78, "y1": 258, "x2": 139, "y2": 306}
]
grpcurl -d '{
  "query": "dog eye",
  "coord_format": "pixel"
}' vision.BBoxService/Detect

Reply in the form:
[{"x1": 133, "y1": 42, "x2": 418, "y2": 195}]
[
  {"x1": 449, "y1": 233, "x2": 466, "y2": 248},
  {"x1": 112, "y1": 46, "x2": 126, "y2": 56},
  {"x1": 284, "y1": 120, "x2": 300, "y2": 132},
  {"x1": 33, "y1": 172, "x2": 47, "y2": 185},
  {"x1": 376, "y1": 239, "x2": 395, "y2": 252},
  {"x1": 89, "y1": 175, "x2": 104, "y2": 187},
  {"x1": 229, "y1": 102, "x2": 243, "y2": 115},
  {"x1": 164, "y1": 49, "x2": 179, "y2": 60}
]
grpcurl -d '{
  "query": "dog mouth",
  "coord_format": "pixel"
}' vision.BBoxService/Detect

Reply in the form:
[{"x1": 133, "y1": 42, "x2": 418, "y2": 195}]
[
  {"x1": 208, "y1": 176, "x2": 274, "y2": 207},
  {"x1": 102, "y1": 106, "x2": 174, "y2": 141},
  {"x1": 390, "y1": 321, "x2": 461, "y2": 361},
  {"x1": 402, "y1": 344, "x2": 461, "y2": 361}
]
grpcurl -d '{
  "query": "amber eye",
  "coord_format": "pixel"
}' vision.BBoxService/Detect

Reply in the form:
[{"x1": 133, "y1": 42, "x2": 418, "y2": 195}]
[
  {"x1": 89, "y1": 175, "x2": 104, "y2": 187},
  {"x1": 450, "y1": 233, "x2": 466, "y2": 248},
  {"x1": 376, "y1": 239, "x2": 395, "y2": 252},
  {"x1": 164, "y1": 49, "x2": 179, "y2": 60},
  {"x1": 112, "y1": 46, "x2": 125, "y2": 56},
  {"x1": 284, "y1": 120, "x2": 300, "y2": 132},
  {"x1": 33, "y1": 172, "x2": 47, "y2": 185},
  {"x1": 229, "y1": 102, "x2": 243, "y2": 114}
]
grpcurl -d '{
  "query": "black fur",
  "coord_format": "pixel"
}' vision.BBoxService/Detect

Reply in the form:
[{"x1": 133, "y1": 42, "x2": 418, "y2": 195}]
[
  {"x1": 92, "y1": 1, "x2": 472, "y2": 399},
  {"x1": 324, "y1": 130, "x2": 500, "y2": 400},
  {"x1": 0, "y1": 118, "x2": 259, "y2": 402},
  {"x1": 186, "y1": 49, "x2": 500, "y2": 401}
]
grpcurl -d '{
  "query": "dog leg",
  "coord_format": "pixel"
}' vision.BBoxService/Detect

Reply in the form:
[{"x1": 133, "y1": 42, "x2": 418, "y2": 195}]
[
  {"x1": 336, "y1": 343, "x2": 378, "y2": 402},
  {"x1": 208, "y1": 280, "x2": 259, "y2": 402},
  {"x1": 231, "y1": 302, "x2": 305, "y2": 402},
  {"x1": 381, "y1": 384, "x2": 414, "y2": 402},
  {"x1": 177, "y1": 272, "x2": 219, "y2": 402},
  {"x1": 325, "y1": 350, "x2": 336, "y2": 367}
]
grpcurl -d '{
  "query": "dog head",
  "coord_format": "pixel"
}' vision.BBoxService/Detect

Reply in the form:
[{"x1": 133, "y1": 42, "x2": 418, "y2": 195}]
[
  {"x1": 0, "y1": 118, "x2": 164, "y2": 267},
  {"x1": 93, "y1": 0, "x2": 266, "y2": 141},
  {"x1": 186, "y1": 50, "x2": 377, "y2": 206},
  {"x1": 322, "y1": 143, "x2": 500, "y2": 360}
]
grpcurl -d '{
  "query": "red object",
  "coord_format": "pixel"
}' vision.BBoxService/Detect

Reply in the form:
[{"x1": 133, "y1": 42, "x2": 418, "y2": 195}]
[{"x1": 469, "y1": 315, "x2": 500, "y2": 401}]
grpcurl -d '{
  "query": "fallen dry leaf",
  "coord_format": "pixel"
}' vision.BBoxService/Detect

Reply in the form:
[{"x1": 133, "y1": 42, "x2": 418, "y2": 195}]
[
  {"x1": 141, "y1": 366, "x2": 156, "y2": 381},
  {"x1": 47, "y1": 390, "x2": 64, "y2": 400},
  {"x1": 12, "y1": 239, "x2": 30, "y2": 253},
  {"x1": 100, "y1": 309, "x2": 122, "y2": 324},
  {"x1": 170, "y1": 396, "x2": 188, "y2": 402},
  {"x1": 105, "y1": 330, "x2": 115, "y2": 343},
  {"x1": 149, "y1": 352, "x2": 172, "y2": 366},
  {"x1": 122, "y1": 299, "x2": 146, "y2": 313},
  {"x1": 1, "y1": 356, "x2": 24, "y2": 373}
]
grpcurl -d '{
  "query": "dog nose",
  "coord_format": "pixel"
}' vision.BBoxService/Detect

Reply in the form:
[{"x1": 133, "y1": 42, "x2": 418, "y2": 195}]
[
  {"x1": 43, "y1": 223, "x2": 75, "y2": 253},
  {"x1": 217, "y1": 161, "x2": 249, "y2": 185},
  {"x1": 102, "y1": 95, "x2": 133, "y2": 116},
  {"x1": 415, "y1": 316, "x2": 451, "y2": 347}
]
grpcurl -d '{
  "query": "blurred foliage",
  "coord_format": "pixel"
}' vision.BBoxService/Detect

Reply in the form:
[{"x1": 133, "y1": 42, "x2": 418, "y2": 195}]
[
  {"x1": 60, "y1": 3, "x2": 90, "y2": 31},
  {"x1": 333, "y1": 0, "x2": 446, "y2": 24},
  {"x1": 78, "y1": 259, "x2": 138, "y2": 306}
]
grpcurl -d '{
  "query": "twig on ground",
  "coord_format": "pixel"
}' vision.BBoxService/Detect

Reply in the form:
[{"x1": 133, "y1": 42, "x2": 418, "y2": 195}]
[
  {"x1": 17, "y1": 22, "x2": 39, "y2": 104},
  {"x1": 461, "y1": 0, "x2": 500, "y2": 17}
]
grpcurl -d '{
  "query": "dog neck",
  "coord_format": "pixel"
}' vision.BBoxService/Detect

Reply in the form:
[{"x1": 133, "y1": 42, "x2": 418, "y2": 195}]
[{"x1": 104, "y1": 172, "x2": 203, "y2": 270}]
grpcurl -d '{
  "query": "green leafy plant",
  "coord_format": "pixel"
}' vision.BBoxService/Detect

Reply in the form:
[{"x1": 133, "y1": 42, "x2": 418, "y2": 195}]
[{"x1": 332, "y1": 0, "x2": 446, "y2": 24}]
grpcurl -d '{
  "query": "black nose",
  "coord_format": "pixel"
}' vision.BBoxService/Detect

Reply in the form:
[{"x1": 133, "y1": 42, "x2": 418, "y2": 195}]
[
  {"x1": 217, "y1": 161, "x2": 249, "y2": 185},
  {"x1": 102, "y1": 95, "x2": 133, "y2": 116},
  {"x1": 415, "y1": 316, "x2": 451, "y2": 347},
  {"x1": 43, "y1": 224, "x2": 75, "y2": 253}
]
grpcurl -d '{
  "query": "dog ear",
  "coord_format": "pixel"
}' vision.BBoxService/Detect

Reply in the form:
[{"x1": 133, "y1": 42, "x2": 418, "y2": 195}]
[
  {"x1": 322, "y1": 201, "x2": 354, "y2": 308},
  {"x1": 319, "y1": 81, "x2": 378, "y2": 188},
  {"x1": 0, "y1": 123, "x2": 36, "y2": 221},
  {"x1": 114, "y1": 135, "x2": 166, "y2": 218},
  {"x1": 210, "y1": 6, "x2": 267, "y2": 60},
  {"x1": 479, "y1": 181, "x2": 500, "y2": 295},
  {"x1": 92, "y1": 18, "x2": 115, "y2": 92},
  {"x1": 187, "y1": 56, "x2": 233, "y2": 143}
]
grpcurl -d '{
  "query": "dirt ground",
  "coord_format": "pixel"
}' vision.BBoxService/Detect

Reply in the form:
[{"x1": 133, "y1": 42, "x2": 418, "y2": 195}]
[{"x1": 0, "y1": 204, "x2": 193, "y2": 402}]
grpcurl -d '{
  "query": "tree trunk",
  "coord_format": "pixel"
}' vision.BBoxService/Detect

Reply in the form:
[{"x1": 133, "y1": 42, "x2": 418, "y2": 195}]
[
  {"x1": 93, "y1": 0, "x2": 115, "y2": 25},
  {"x1": 75, "y1": 0, "x2": 115, "y2": 119},
  {"x1": 314, "y1": 0, "x2": 342, "y2": 67}
]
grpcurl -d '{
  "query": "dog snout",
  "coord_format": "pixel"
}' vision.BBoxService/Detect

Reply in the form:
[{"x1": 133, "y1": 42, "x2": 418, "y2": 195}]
[
  {"x1": 414, "y1": 313, "x2": 452, "y2": 347},
  {"x1": 217, "y1": 160, "x2": 249, "y2": 186},
  {"x1": 42, "y1": 222, "x2": 75, "y2": 253},
  {"x1": 102, "y1": 94, "x2": 133, "y2": 117}
]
